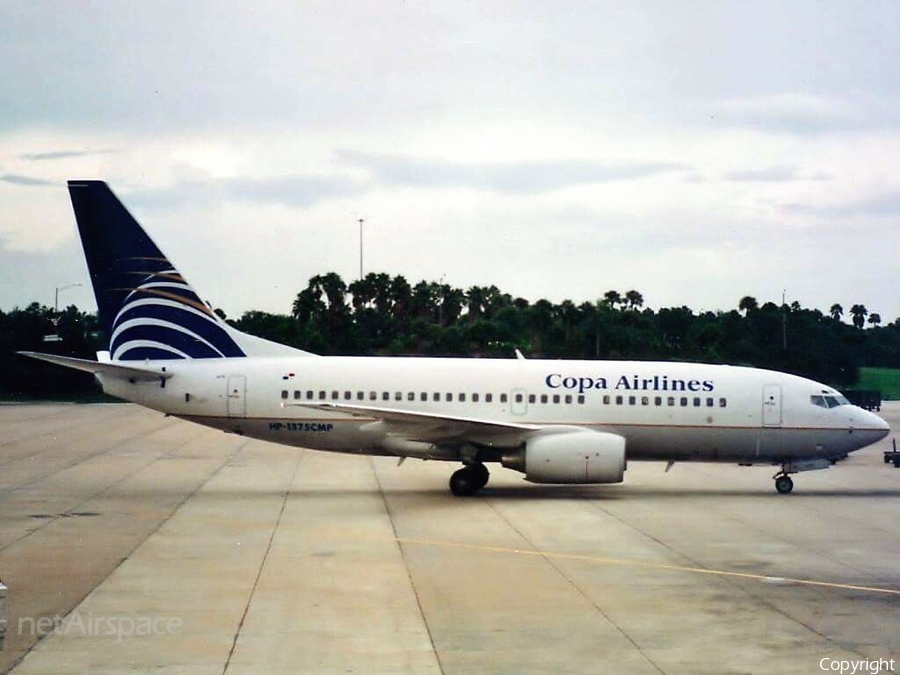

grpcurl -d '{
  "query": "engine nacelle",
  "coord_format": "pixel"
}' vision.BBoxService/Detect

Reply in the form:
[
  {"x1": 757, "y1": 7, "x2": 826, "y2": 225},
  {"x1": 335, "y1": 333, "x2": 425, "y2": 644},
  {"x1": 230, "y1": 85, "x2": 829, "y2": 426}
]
[{"x1": 503, "y1": 430, "x2": 626, "y2": 484}]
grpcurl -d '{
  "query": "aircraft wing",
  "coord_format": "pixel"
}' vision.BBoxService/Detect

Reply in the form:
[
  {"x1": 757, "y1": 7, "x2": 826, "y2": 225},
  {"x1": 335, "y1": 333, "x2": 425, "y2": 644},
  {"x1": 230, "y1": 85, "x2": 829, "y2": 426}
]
[
  {"x1": 284, "y1": 400, "x2": 539, "y2": 445},
  {"x1": 17, "y1": 352, "x2": 172, "y2": 382}
]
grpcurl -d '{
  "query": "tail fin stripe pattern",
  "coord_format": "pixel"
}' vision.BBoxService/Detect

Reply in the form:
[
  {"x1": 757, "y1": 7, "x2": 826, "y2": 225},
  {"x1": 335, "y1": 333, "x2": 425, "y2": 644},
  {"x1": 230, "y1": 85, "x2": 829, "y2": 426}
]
[
  {"x1": 111, "y1": 319, "x2": 226, "y2": 359},
  {"x1": 113, "y1": 342, "x2": 190, "y2": 361}
]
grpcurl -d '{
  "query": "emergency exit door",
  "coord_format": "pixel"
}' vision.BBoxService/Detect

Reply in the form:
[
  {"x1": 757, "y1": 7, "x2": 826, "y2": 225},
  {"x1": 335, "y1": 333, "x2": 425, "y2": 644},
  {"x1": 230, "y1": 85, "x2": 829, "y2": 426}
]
[
  {"x1": 762, "y1": 384, "x2": 782, "y2": 427},
  {"x1": 227, "y1": 376, "x2": 246, "y2": 418}
]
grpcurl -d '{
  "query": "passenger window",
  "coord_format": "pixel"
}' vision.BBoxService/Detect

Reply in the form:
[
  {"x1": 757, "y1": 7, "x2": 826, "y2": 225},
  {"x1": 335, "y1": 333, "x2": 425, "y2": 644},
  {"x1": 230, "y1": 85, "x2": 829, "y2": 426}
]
[
  {"x1": 344, "y1": 391, "x2": 352, "y2": 400},
  {"x1": 382, "y1": 392, "x2": 389, "y2": 401},
  {"x1": 706, "y1": 398, "x2": 713, "y2": 407},
  {"x1": 616, "y1": 396, "x2": 623, "y2": 405},
  {"x1": 306, "y1": 391, "x2": 314, "y2": 400},
  {"x1": 628, "y1": 396, "x2": 636, "y2": 405},
  {"x1": 319, "y1": 390, "x2": 326, "y2": 400},
  {"x1": 565, "y1": 394, "x2": 572, "y2": 404},
  {"x1": 577, "y1": 395, "x2": 585, "y2": 404},
  {"x1": 369, "y1": 391, "x2": 377, "y2": 400},
  {"x1": 472, "y1": 393, "x2": 479, "y2": 402},
  {"x1": 281, "y1": 390, "x2": 288, "y2": 399},
  {"x1": 693, "y1": 397, "x2": 701, "y2": 407},
  {"x1": 395, "y1": 392, "x2": 402, "y2": 401},
  {"x1": 485, "y1": 393, "x2": 493, "y2": 402},
  {"x1": 459, "y1": 393, "x2": 467, "y2": 402},
  {"x1": 528, "y1": 394, "x2": 536, "y2": 404},
  {"x1": 668, "y1": 397, "x2": 675, "y2": 406},
  {"x1": 433, "y1": 392, "x2": 441, "y2": 401},
  {"x1": 541, "y1": 394, "x2": 548, "y2": 404},
  {"x1": 515, "y1": 393, "x2": 523, "y2": 403},
  {"x1": 719, "y1": 398, "x2": 727, "y2": 408},
  {"x1": 420, "y1": 392, "x2": 428, "y2": 401},
  {"x1": 553, "y1": 394, "x2": 561, "y2": 404},
  {"x1": 641, "y1": 396, "x2": 649, "y2": 406},
  {"x1": 447, "y1": 393, "x2": 454, "y2": 402},
  {"x1": 680, "y1": 397, "x2": 688, "y2": 406},
  {"x1": 654, "y1": 396, "x2": 662, "y2": 406},
  {"x1": 500, "y1": 393, "x2": 508, "y2": 403},
  {"x1": 294, "y1": 390, "x2": 301, "y2": 399},
  {"x1": 356, "y1": 391, "x2": 364, "y2": 400},
  {"x1": 408, "y1": 392, "x2": 415, "y2": 401},
  {"x1": 603, "y1": 395, "x2": 610, "y2": 405},
  {"x1": 331, "y1": 391, "x2": 339, "y2": 400}
]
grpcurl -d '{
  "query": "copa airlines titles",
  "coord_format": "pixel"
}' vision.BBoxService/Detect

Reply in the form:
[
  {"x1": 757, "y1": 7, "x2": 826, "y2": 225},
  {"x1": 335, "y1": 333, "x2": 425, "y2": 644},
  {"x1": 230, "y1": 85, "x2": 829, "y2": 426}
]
[{"x1": 545, "y1": 373, "x2": 715, "y2": 395}]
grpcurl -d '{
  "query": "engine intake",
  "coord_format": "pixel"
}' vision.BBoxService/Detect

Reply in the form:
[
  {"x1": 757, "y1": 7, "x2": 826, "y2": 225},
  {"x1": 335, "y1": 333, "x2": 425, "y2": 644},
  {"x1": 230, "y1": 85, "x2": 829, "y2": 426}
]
[{"x1": 502, "y1": 430, "x2": 625, "y2": 484}]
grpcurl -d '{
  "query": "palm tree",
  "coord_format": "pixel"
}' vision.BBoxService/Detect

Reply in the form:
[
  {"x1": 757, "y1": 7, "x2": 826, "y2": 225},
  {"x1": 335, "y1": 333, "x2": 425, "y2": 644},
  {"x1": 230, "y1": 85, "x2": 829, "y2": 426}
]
[
  {"x1": 603, "y1": 290, "x2": 622, "y2": 310},
  {"x1": 624, "y1": 290, "x2": 644, "y2": 311},
  {"x1": 738, "y1": 296, "x2": 758, "y2": 315},
  {"x1": 868, "y1": 313, "x2": 881, "y2": 327},
  {"x1": 829, "y1": 304, "x2": 843, "y2": 321},
  {"x1": 849, "y1": 304, "x2": 868, "y2": 329}
]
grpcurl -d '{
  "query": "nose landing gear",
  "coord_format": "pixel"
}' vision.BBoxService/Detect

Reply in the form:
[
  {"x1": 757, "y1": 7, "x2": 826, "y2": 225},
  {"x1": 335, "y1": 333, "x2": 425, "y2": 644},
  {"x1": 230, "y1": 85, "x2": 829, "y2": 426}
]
[{"x1": 449, "y1": 463, "x2": 490, "y2": 496}]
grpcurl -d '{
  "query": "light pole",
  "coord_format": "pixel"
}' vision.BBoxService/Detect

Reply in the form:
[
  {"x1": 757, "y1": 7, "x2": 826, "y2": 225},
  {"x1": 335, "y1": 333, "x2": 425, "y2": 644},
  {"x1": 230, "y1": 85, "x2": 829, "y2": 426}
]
[
  {"x1": 55, "y1": 283, "x2": 82, "y2": 314},
  {"x1": 358, "y1": 218, "x2": 364, "y2": 280}
]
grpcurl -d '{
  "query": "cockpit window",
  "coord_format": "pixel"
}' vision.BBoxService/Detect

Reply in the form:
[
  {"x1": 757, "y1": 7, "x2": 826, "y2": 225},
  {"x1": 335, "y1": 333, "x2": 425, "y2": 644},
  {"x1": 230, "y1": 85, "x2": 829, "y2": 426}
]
[{"x1": 811, "y1": 394, "x2": 850, "y2": 408}]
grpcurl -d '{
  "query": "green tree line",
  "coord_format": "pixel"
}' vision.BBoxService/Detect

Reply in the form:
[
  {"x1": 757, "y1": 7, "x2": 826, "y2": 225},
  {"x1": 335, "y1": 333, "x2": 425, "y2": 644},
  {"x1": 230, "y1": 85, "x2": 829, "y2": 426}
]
[{"x1": 3, "y1": 273, "x2": 899, "y2": 398}]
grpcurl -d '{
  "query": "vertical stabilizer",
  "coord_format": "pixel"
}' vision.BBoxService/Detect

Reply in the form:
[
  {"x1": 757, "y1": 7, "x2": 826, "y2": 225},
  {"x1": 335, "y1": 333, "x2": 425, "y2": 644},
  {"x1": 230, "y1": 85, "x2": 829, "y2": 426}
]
[{"x1": 68, "y1": 180, "x2": 315, "y2": 361}]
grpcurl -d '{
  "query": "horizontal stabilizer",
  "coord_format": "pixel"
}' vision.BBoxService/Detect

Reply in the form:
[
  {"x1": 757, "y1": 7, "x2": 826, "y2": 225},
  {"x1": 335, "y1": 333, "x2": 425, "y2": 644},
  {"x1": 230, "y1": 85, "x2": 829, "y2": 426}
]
[{"x1": 17, "y1": 351, "x2": 172, "y2": 382}]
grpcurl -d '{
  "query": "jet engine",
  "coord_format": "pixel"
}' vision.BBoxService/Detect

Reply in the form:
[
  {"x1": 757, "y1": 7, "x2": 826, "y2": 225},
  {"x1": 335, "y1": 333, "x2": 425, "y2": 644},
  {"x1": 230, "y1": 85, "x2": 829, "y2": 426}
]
[{"x1": 502, "y1": 429, "x2": 626, "y2": 484}]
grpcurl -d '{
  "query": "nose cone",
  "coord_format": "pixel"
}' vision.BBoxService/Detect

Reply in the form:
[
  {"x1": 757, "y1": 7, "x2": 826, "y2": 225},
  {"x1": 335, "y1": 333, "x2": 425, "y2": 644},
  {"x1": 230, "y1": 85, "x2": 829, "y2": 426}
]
[
  {"x1": 868, "y1": 410, "x2": 891, "y2": 437},
  {"x1": 855, "y1": 407, "x2": 890, "y2": 444}
]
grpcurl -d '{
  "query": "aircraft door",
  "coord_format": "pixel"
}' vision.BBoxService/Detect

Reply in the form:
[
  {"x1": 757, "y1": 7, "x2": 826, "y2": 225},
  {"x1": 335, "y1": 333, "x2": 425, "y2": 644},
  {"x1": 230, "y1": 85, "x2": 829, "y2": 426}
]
[
  {"x1": 762, "y1": 384, "x2": 782, "y2": 427},
  {"x1": 227, "y1": 376, "x2": 247, "y2": 418},
  {"x1": 510, "y1": 388, "x2": 528, "y2": 415}
]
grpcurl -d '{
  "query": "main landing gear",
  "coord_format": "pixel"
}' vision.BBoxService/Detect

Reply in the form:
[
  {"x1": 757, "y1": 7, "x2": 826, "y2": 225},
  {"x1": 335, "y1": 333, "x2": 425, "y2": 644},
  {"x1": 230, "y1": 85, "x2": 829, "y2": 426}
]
[
  {"x1": 774, "y1": 474, "x2": 794, "y2": 494},
  {"x1": 449, "y1": 463, "x2": 490, "y2": 497}
]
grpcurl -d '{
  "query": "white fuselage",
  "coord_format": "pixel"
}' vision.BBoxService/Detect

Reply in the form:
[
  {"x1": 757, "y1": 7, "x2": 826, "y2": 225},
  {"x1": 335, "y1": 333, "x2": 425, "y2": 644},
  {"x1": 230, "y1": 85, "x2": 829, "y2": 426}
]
[{"x1": 98, "y1": 356, "x2": 889, "y2": 466}]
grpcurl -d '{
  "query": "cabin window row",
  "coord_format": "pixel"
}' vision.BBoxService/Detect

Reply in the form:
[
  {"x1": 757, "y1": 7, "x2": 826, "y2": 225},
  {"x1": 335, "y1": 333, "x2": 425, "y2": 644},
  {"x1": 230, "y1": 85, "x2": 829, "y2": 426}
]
[
  {"x1": 279, "y1": 389, "x2": 588, "y2": 405},
  {"x1": 600, "y1": 394, "x2": 727, "y2": 408}
]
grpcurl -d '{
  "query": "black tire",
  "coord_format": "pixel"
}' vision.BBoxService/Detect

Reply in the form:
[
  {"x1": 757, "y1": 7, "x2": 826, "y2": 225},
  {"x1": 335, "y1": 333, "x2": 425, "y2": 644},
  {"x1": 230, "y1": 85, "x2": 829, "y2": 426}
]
[
  {"x1": 471, "y1": 463, "x2": 490, "y2": 489},
  {"x1": 775, "y1": 475, "x2": 794, "y2": 494},
  {"x1": 449, "y1": 468, "x2": 479, "y2": 497}
]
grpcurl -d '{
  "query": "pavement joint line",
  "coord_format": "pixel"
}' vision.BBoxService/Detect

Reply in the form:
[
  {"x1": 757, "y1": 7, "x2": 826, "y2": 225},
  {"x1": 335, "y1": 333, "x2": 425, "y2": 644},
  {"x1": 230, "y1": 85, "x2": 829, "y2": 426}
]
[
  {"x1": 485, "y1": 500, "x2": 667, "y2": 675},
  {"x1": 222, "y1": 449, "x2": 306, "y2": 675},
  {"x1": 373, "y1": 458, "x2": 445, "y2": 675},
  {"x1": 395, "y1": 536, "x2": 900, "y2": 597},
  {"x1": 0, "y1": 414, "x2": 179, "y2": 496},
  {"x1": 3, "y1": 436, "x2": 249, "y2": 675},
  {"x1": 0, "y1": 425, "x2": 211, "y2": 554}
]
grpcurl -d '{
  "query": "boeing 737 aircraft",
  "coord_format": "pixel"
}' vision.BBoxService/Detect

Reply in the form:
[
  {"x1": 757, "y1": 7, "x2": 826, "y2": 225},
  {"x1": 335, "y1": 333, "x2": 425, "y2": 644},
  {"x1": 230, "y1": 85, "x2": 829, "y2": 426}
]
[{"x1": 21, "y1": 181, "x2": 890, "y2": 495}]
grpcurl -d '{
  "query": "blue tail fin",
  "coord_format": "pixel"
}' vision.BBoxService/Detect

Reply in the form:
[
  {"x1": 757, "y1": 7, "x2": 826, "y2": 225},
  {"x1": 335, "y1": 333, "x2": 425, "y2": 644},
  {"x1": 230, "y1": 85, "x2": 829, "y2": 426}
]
[{"x1": 69, "y1": 181, "x2": 314, "y2": 361}]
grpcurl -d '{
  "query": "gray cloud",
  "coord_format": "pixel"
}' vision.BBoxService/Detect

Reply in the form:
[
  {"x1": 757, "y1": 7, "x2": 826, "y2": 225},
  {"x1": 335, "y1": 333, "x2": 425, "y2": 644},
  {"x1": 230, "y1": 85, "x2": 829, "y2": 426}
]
[
  {"x1": 338, "y1": 150, "x2": 688, "y2": 194},
  {"x1": 781, "y1": 191, "x2": 900, "y2": 218},
  {"x1": 723, "y1": 166, "x2": 831, "y2": 182},
  {"x1": 20, "y1": 149, "x2": 115, "y2": 161},
  {"x1": 125, "y1": 174, "x2": 368, "y2": 212},
  {"x1": 0, "y1": 174, "x2": 56, "y2": 187}
]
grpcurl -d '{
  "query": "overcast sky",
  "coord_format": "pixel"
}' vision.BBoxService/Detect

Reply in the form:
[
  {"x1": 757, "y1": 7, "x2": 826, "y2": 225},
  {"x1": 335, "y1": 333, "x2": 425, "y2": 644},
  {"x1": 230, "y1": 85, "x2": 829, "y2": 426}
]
[{"x1": 2, "y1": 1, "x2": 899, "y2": 322}]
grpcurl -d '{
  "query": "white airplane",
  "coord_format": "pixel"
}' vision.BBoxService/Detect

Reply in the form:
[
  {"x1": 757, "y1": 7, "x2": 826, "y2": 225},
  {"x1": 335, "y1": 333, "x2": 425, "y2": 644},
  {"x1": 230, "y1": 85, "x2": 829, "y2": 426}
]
[{"x1": 22, "y1": 181, "x2": 890, "y2": 496}]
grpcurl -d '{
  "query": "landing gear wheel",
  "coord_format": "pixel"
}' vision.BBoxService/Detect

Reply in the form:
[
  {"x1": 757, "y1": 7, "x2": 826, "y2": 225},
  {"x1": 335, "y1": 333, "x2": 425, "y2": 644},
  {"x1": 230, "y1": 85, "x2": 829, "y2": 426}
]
[
  {"x1": 449, "y1": 468, "x2": 480, "y2": 497},
  {"x1": 470, "y1": 463, "x2": 490, "y2": 490},
  {"x1": 775, "y1": 475, "x2": 794, "y2": 494}
]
